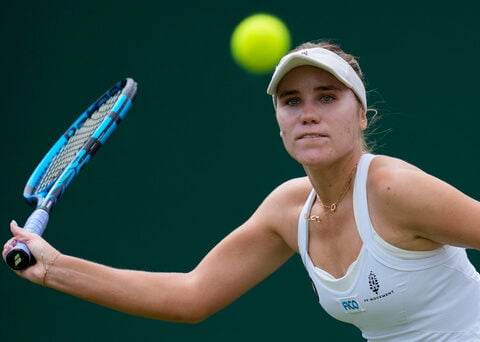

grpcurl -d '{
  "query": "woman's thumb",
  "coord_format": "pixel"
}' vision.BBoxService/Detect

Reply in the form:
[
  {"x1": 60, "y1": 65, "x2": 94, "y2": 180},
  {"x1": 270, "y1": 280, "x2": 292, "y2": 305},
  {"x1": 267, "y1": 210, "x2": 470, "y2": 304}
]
[{"x1": 10, "y1": 220, "x2": 25, "y2": 238}]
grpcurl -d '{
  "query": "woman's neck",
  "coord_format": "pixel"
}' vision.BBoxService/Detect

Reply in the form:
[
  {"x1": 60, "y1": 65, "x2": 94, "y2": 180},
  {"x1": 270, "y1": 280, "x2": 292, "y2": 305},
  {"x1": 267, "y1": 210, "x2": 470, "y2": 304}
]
[{"x1": 304, "y1": 151, "x2": 363, "y2": 207}]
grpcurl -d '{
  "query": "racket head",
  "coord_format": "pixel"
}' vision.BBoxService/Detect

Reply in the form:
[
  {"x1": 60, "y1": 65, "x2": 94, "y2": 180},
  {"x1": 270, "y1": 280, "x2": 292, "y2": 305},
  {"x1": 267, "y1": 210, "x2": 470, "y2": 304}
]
[{"x1": 23, "y1": 78, "x2": 137, "y2": 210}]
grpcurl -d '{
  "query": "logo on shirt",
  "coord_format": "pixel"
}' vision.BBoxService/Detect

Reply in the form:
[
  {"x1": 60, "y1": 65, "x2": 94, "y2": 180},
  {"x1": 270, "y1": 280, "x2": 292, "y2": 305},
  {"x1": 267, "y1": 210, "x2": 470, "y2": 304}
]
[
  {"x1": 363, "y1": 270, "x2": 395, "y2": 303},
  {"x1": 338, "y1": 296, "x2": 364, "y2": 313},
  {"x1": 368, "y1": 271, "x2": 380, "y2": 294}
]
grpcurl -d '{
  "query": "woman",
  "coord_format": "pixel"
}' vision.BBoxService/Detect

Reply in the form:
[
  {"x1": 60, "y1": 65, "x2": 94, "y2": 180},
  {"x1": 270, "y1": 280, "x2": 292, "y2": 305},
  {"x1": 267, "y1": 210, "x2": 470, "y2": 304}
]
[{"x1": 4, "y1": 41, "x2": 480, "y2": 340}]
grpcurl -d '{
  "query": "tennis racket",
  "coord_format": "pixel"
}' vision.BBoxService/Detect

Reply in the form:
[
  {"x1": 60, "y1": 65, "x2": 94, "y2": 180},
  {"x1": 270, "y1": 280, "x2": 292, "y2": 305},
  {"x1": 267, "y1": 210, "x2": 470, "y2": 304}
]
[{"x1": 6, "y1": 78, "x2": 137, "y2": 270}]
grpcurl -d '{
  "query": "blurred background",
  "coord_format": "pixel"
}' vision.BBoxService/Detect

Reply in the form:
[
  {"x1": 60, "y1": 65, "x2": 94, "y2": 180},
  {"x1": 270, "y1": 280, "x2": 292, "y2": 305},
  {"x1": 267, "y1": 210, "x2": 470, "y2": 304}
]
[{"x1": 1, "y1": 0, "x2": 479, "y2": 340}]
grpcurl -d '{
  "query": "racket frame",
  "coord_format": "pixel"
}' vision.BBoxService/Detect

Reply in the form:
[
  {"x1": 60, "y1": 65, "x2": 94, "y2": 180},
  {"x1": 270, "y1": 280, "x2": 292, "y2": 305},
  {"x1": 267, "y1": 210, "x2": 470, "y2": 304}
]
[{"x1": 6, "y1": 78, "x2": 137, "y2": 270}]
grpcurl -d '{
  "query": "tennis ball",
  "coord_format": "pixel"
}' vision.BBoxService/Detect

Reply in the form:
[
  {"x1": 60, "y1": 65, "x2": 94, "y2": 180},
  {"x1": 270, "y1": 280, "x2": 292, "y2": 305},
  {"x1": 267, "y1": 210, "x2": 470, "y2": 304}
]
[{"x1": 230, "y1": 13, "x2": 291, "y2": 74}]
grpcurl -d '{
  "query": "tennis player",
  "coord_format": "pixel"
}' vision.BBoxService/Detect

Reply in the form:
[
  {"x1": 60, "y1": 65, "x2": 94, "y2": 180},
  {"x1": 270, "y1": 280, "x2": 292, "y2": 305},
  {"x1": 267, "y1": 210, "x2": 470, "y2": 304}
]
[{"x1": 4, "y1": 41, "x2": 480, "y2": 341}]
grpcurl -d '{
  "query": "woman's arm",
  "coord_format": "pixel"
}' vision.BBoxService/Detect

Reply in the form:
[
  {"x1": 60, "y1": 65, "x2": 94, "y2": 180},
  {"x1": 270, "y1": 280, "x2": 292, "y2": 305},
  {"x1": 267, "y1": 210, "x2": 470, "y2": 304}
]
[
  {"x1": 369, "y1": 156, "x2": 480, "y2": 250},
  {"x1": 3, "y1": 185, "x2": 297, "y2": 323}
]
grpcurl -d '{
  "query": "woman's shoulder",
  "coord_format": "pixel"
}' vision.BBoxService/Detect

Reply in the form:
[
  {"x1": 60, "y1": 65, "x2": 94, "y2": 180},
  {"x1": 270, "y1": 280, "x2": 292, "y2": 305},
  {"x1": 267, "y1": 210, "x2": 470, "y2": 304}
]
[
  {"x1": 366, "y1": 154, "x2": 470, "y2": 250},
  {"x1": 367, "y1": 155, "x2": 427, "y2": 206},
  {"x1": 270, "y1": 176, "x2": 313, "y2": 203},
  {"x1": 369, "y1": 154, "x2": 422, "y2": 185},
  {"x1": 255, "y1": 177, "x2": 312, "y2": 252},
  {"x1": 253, "y1": 176, "x2": 312, "y2": 228},
  {"x1": 370, "y1": 154, "x2": 419, "y2": 170},
  {"x1": 367, "y1": 154, "x2": 433, "y2": 229}
]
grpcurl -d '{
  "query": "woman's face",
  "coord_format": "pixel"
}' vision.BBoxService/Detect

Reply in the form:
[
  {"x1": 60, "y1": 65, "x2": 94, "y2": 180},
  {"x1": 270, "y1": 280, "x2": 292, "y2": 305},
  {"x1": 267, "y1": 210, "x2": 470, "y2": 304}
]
[{"x1": 275, "y1": 65, "x2": 367, "y2": 167}]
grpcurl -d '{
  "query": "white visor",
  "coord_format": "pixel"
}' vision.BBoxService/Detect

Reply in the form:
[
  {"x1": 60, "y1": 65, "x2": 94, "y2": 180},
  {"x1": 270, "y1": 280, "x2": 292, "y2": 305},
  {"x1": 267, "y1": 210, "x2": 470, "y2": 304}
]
[{"x1": 266, "y1": 47, "x2": 367, "y2": 109}]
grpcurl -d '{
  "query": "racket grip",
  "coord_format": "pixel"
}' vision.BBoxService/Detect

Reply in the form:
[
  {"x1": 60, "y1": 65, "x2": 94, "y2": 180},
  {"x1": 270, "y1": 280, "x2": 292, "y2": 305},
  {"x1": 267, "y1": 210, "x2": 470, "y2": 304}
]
[{"x1": 6, "y1": 209, "x2": 49, "y2": 270}]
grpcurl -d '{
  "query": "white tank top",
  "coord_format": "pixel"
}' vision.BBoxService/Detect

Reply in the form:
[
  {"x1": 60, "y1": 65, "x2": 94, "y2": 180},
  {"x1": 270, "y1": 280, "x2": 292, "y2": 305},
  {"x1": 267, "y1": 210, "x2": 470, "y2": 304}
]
[{"x1": 298, "y1": 153, "x2": 480, "y2": 341}]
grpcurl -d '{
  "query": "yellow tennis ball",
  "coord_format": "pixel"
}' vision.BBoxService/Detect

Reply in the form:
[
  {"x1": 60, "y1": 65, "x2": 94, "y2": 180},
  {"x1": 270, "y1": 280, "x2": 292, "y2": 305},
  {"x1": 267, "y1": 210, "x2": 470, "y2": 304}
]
[{"x1": 231, "y1": 13, "x2": 291, "y2": 74}]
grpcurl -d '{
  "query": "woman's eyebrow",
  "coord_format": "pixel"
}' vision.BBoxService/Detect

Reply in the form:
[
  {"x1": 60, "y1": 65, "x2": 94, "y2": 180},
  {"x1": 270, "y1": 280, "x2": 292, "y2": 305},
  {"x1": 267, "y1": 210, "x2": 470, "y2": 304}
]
[
  {"x1": 277, "y1": 89, "x2": 299, "y2": 100},
  {"x1": 314, "y1": 85, "x2": 343, "y2": 92},
  {"x1": 278, "y1": 84, "x2": 344, "y2": 100}
]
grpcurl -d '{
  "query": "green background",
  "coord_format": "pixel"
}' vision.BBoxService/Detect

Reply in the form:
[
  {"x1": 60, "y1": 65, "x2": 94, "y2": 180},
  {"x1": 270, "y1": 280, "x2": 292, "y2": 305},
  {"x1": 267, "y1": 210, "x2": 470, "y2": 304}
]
[{"x1": 1, "y1": 1, "x2": 479, "y2": 341}]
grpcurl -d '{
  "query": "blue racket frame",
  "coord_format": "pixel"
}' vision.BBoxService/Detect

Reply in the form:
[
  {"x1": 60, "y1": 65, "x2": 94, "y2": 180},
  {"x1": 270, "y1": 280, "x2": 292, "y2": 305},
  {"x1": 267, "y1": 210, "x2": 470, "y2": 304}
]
[{"x1": 6, "y1": 78, "x2": 137, "y2": 270}]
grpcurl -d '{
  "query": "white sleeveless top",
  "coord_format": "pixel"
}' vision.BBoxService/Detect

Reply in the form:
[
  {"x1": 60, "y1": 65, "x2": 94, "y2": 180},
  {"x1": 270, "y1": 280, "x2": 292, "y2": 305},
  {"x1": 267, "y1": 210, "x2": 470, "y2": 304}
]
[{"x1": 298, "y1": 154, "x2": 480, "y2": 341}]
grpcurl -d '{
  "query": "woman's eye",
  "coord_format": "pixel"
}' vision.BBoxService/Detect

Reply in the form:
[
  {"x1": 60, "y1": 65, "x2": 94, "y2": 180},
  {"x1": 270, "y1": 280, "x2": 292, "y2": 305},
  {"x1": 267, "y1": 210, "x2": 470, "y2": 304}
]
[
  {"x1": 321, "y1": 95, "x2": 335, "y2": 103},
  {"x1": 286, "y1": 97, "x2": 301, "y2": 105}
]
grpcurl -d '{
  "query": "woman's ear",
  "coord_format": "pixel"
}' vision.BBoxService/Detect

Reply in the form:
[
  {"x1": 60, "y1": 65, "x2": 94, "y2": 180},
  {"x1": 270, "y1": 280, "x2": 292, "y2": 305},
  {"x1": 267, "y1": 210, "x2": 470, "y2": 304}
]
[{"x1": 359, "y1": 108, "x2": 368, "y2": 131}]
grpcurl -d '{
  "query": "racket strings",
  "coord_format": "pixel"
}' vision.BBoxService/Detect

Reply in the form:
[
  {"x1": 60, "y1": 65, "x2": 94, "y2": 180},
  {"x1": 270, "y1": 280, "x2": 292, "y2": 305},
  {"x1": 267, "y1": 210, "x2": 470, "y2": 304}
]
[{"x1": 36, "y1": 92, "x2": 121, "y2": 192}]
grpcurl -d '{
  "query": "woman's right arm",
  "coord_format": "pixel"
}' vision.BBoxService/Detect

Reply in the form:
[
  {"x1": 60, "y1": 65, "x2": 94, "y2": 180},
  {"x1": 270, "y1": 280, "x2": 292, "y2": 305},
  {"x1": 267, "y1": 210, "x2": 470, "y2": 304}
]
[{"x1": 3, "y1": 182, "x2": 299, "y2": 323}]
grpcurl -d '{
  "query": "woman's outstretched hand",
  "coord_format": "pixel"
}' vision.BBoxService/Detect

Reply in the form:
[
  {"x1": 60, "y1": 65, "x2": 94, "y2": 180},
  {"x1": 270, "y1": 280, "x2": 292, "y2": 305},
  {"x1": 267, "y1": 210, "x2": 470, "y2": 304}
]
[{"x1": 3, "y1": 220, "x2": 60, "y2": 286}]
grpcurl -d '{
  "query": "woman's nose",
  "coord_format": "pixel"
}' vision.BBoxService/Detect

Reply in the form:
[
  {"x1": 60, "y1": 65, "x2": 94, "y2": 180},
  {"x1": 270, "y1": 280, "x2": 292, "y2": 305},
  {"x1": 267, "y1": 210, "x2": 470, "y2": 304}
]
[{"x1": 300, "y1": 102, "x2": 320, "y2": 125}]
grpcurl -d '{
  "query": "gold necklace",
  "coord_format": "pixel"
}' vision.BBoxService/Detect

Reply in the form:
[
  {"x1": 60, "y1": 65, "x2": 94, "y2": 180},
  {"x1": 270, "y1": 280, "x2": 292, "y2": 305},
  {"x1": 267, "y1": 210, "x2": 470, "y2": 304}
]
[{"x1": 305, "y1": 164, "x2": 357, "y2": 221}]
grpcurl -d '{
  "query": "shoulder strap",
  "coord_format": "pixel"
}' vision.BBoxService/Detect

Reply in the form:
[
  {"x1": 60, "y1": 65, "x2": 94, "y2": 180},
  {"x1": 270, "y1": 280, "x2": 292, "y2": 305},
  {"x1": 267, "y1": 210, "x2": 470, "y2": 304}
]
[
  {"x1": 353, "y1": 153, "x2": 376, "y2": 244},
  {"x1": 298, "y1": 189, "x2": 316, "y2": 264}
]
